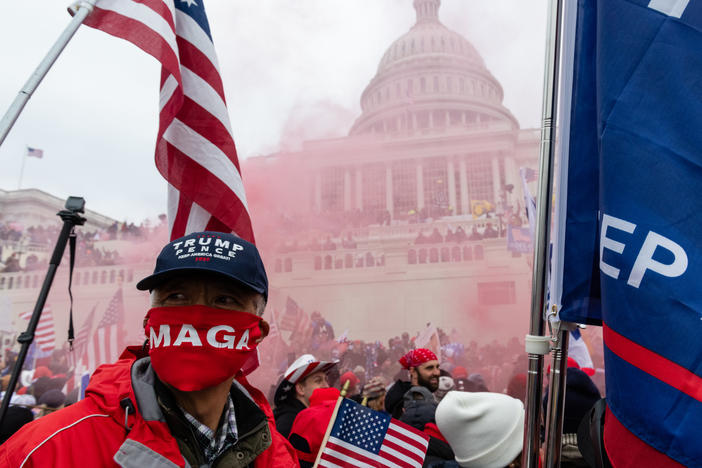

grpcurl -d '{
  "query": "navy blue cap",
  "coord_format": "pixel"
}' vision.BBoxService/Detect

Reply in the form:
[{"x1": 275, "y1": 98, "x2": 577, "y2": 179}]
[{"x1": 136, "y1": 231, "x2": 268, "y2": 299}]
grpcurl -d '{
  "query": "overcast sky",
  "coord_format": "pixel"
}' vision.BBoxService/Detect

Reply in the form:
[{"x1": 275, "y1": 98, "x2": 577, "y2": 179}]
[{"x1": 0, "y1": 0, "x2": 547, "y2": 223}]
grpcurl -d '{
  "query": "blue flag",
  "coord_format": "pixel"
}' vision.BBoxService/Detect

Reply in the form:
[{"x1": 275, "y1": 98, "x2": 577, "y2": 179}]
[{"x1": 550, "y1": 1, "x2": 702, "y2": 466}]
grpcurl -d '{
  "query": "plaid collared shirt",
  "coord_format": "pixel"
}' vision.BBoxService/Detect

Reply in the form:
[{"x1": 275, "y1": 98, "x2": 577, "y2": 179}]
[{"x1": 180, "y1": 395, "x2": 238, "y2": 464}]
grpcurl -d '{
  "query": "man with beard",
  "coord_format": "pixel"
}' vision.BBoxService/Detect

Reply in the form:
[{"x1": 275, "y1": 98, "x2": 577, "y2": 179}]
[
  {"x1": 384, "y1": 348, "x2": 441, "y2": 418},
  {"x1": 0, "y1": 232, "x2": 298, "y2": 467}
]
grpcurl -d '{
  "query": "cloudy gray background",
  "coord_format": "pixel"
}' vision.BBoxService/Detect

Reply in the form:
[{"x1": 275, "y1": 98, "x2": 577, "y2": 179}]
[{"x1": 0, "y1": 0, "x2": 547, "y2": 223}]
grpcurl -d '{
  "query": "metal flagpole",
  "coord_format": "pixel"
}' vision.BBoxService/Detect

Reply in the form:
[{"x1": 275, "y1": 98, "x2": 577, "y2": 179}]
[
  {"x1": 17, "y1": 150, "x2": 28, "y2": 189},
  {"x1": 544, "y1": 319, "x2": 572, "y2": 467},
  {"x1": 0, "y1": 1, "x2": 96, "y2": 148},
  {"x1": 522, "y1": 0, "x2": 565, "y2": 466}
]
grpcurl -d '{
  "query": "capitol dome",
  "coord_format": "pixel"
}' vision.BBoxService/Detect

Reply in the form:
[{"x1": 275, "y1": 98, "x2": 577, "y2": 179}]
[{"x1": 349, "y1": 0, "x2": 518, "y2": 136}]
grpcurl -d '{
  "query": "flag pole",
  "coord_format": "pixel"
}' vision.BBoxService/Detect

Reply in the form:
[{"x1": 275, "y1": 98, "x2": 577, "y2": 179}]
[
  {"x1": 522, "y1": 0, "x2": 565, "y2": 467},
  {"x1": 17, "y1": 150, "x2": 28, "y2": 189},
  {"x1": 0, "y1": 1, "x2": 96, "y2": 148},
  {"x1": 544, "y1": 319, "x2": 572, "y2": 467},
  {"x1": 312, "y1": 380, "x2": 350, "y2": 468}
]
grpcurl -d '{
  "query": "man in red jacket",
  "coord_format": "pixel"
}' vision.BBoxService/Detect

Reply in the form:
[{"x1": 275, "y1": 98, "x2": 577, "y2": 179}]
[{"x1": 0, "y1": 231, "x2": 298, "y2": 467}]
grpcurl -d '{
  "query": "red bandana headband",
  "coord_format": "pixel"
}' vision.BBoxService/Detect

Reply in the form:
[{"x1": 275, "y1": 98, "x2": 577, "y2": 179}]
[{"x1": 399, "y1": 348, "x2": 438, "y2": 369}]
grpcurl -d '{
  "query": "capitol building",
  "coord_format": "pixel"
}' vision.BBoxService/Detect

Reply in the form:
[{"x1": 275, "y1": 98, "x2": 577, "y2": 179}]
[
  {"x1": 244, "y1": 0, "x2": 540, "y2": 342},
  {"x1": 0, "y1": 0, "x2": 539, "y2": 351}
]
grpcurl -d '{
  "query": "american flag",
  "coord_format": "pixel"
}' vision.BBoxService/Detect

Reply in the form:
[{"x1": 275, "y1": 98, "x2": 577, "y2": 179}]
[
  {"x1": 83, "y1": 289, "x2": 125, "y2": 373},
  {"x1": 65, "y1": 307, "x2": 96, "y2": 396},
  {"x1": 25, "y1": 146, "x2": 44, "y2": 158},
  {"x1": 68, "y1": 306, "x2": 96, "y2": 370},
  {"x1": 82, "y1": 0, "x2": 253, "y2": 242},
  {"x1": 280, "y1": 296, "x2": 302, "y2": 332},
  {"x1": 319, "y1": 398, "x2": 429, "y2": 468},
  {"x1": 19, "y1": 306, "x2": 55, "y2": 353}
]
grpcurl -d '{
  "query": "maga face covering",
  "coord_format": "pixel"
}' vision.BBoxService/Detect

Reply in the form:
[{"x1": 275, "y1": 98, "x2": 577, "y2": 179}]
[{"x1": 145, "y1": 305, "x2": 263, "y2": 391}]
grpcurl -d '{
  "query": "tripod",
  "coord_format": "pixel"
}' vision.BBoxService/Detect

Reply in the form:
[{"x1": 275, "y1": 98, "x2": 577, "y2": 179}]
[{"x1": 0, "y1": 197, "x2": 86, "y2": 427}]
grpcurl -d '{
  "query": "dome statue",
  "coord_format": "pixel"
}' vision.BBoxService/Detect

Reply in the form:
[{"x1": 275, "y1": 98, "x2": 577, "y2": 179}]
[{"x1": 349, "y1": 0, "x2": 518, "y2": 136}]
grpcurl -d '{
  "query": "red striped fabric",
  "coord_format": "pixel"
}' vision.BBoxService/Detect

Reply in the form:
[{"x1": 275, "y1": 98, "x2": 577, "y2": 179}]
[
  {"x1": 603, "y1": 324, "x2": 702, "y2": 403},
  {"x1": 83, "y1": 0, "x2": 253, "y2": 242},
  {"x1": 82, "y1": 289, "x2": 125, "y2": 374},
  {"x1": 604, "y1": 407, "x2": 684, "y2": 468},
  {"x1": 19, "y1": 306, "x2": 55, "y2": 353}
]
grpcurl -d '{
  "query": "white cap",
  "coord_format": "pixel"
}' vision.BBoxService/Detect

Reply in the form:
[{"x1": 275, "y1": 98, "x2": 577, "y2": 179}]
[
  {"x1": 436, "y1": 391, "x2": 525, "y2": 468},
  {"x1": 283, "y1": 354, "x2": 337, "y2": 385}
]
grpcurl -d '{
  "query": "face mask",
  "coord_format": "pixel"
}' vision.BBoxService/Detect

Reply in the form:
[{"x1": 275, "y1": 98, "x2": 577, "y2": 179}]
[{"x1": 145, "y1": 305, "x2": 263, "y2": 392}]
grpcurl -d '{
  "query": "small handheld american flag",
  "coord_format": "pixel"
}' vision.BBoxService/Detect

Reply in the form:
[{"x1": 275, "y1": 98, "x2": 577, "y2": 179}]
[{"x1": 316, "y1": 398, "x2": 430, "y2": 468}]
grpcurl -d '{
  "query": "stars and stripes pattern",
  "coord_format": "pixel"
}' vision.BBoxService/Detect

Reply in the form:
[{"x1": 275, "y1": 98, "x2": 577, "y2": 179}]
[
  {"x1": 83, "y1": 289, "x2": 125, "y2": 373},
  {"x1": 82, "y1": 0, "x2": 254, "y2": 242},
  {"x1": 68, "y1": 306, "x2": 96, "y2": 370},
  {"x1": 284, "y1": 360, "x2": 336, "y2": 385},
  {"x1": 280, "y1": 296, "x2": 302, "y2": 332},
  {"x1": 19, "y1": 306, "x2": 55, "y2": 353},
  {"x1": 320, "y1": 398, "x2": 429, "y2": 468},
  {"x1": 25, "y1": 146, "x2": 44, "y2": 158}
]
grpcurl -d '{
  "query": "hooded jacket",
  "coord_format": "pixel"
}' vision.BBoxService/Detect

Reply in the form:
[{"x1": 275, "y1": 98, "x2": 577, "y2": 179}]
[{"x1": 0, "y1": 347, "x2": 297, "y2": 468}]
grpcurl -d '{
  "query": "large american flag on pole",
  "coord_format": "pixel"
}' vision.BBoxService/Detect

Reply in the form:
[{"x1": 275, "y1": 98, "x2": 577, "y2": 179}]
[
  {"x1": 81, "y1": 0, "x2": 254, "y2": 241},
  {"x1": 19, "y1": 306, "x2": 55, "y2": 353},
  {"x1": 319, "y1": 398, "x2": 429, "y2": 468}
]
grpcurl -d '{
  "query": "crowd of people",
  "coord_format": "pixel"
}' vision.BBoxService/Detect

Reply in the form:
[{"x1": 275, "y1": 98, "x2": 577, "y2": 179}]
[
  {"x1": 414, "y1": 223, "x2": 501, "y2": 245},
  {"x1": 0, "y1": 218, "x2": 169, "y2": 273},
  {"x1": 0, "y1": 230, "x2": 607, "y2": 467},
  {"x1": 0, "y1": 348, "x2": 77, "y2": 444}
]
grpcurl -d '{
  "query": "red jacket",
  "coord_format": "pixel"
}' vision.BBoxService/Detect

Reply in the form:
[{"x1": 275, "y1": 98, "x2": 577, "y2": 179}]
[{"x1": 0, "y1": 348, "x2": 297, "y2": 467}]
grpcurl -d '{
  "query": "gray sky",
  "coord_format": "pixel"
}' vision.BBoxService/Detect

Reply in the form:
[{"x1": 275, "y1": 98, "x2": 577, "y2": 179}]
[{"x1": 0, "y1": 0, "x2": 547, "y2": 223}]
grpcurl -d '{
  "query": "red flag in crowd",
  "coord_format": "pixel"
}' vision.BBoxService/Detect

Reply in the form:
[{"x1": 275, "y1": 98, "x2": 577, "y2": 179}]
[
  {"x1": 19, "y1": 306, "x2": 55, "y2": 353},
  {"x1": 318, "y1": 398, "x2": 429, "y2": 468},
  {"x1": 81, "y1": 0, "x2": 254, "y2": 242}
]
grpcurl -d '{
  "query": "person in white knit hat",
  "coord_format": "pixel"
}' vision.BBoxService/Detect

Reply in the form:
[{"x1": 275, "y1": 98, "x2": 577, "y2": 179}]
[{"x1": 435, "y1": 391, "x2": 525, "y2": 468}]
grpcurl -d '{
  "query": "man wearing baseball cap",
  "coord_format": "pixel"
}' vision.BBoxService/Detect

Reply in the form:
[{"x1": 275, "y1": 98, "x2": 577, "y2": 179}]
[
  {"x1": 273, "y1": 354, "x2": 337, "y2": 438},
  {"x1": 0, "y1": 232, "x2": 298, "y2": 467}
]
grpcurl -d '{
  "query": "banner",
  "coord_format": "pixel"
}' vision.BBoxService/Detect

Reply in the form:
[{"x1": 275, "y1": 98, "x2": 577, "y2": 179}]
[{"x1": 550, "y1": 1, "x2": 702, "y2": 465}]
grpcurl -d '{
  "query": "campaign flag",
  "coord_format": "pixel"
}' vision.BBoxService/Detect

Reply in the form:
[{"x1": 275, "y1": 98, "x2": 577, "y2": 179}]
[
  {"x1": 19, "y1": 306, "x2": 55, "y2": 353},
  {"x1": 25, "y1": 146, "x2": 43, "y2": 158},
  {"x1": 82, "y1": 0, "x2": 254, "y2": 242},
  {"x1": 84, "y1": 289, "x2": 125, "y2": 373},
  {"x1": 318, "y1": 398, "x2": 429, "y2": 468},
  {"x1": 549, "y1": 1, "x2": 702, "y2": 465}
]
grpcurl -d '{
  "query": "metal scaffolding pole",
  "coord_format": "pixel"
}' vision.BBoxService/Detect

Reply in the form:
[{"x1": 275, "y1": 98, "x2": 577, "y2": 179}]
[
  {"x1": 522, "y1": 0, "x2": 565, "y2": 466},
  {"x1": 0, "y1": 1, "x2": 96, "y2": 147},
  {"x1": 544, "y1": 325, "x2": 572, "y2": 467}
]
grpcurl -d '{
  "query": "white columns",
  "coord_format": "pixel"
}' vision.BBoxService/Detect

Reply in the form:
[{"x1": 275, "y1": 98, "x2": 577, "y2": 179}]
[
  {"x1": 344, "y1": 169, "x2": 352, "y2": 211},
  {"x1": 447, "y1": 159, "x2": 456, "y2": 215},
  {"x1": 314, "y1": 172, "x2": 322, "y2": 212},
  {"x1": 416, "y1": 161, "x2": 425, "y2": 210},
  {"x1": 386, "y1": 164, "x2": 394, "y2": 215},
  {"x1": 459, "y1": 158, "x2": 469, "y2": 215},
  {"x1": 355, "y1": 167, "x2": 363, "y2": 210},
  {"x1": 491, "y1": 155, "x2": 501, "y2": 203}
]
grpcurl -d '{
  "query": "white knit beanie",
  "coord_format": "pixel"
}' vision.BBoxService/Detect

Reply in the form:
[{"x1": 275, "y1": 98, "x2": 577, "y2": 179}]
[{"x1": 435, "y1": 391, "x2": 525, "y2": 468}]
